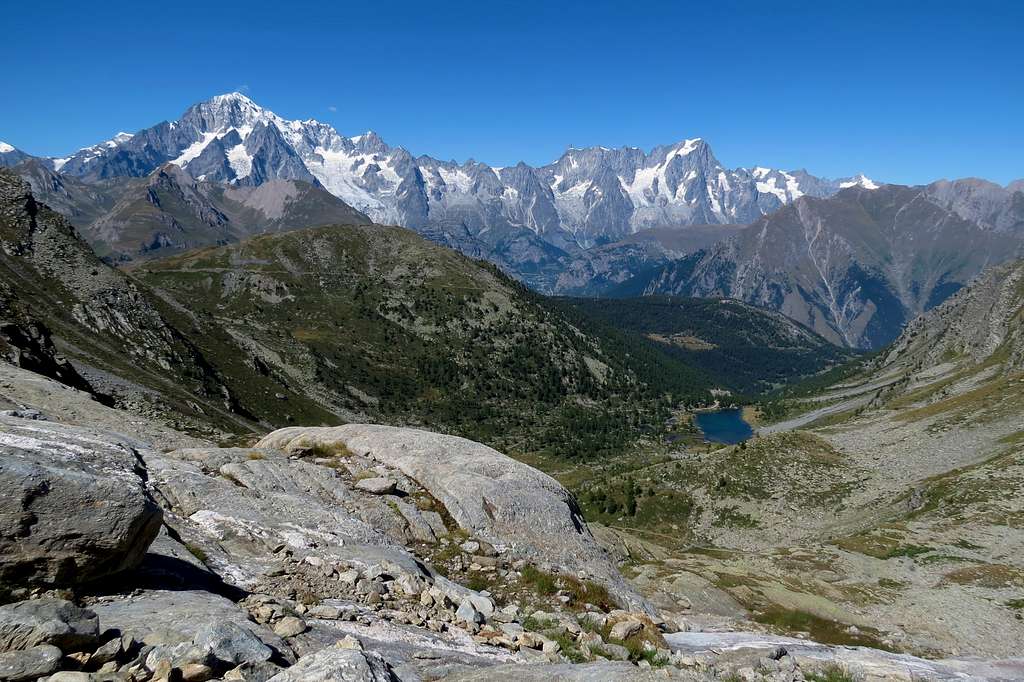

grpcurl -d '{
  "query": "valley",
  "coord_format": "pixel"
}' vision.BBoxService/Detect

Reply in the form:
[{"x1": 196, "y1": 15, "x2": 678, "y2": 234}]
[{"x1": 554, "y1": 259, "x2": 1024, "y2": 665}]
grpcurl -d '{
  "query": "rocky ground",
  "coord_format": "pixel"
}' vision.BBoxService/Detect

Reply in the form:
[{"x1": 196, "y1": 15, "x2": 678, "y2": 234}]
[{"x1": 4, "y1": 362, "x2": 1013, "y2": 680}]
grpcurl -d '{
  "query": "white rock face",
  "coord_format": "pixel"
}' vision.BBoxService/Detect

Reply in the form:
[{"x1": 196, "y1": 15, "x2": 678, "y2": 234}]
[{"x1": 256, "y1": 424, "x2": 651, "y2": 613}]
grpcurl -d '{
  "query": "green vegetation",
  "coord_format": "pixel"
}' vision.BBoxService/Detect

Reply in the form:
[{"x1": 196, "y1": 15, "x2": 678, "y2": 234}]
[
  {"x1": 183, "y1": 543, "x2": 209, "y2": 564},
  {"x1": 834, "y1": 529, "x2": 934, "y2": 561},
  {"x1": 135, "y1": 225, "x2": 721, "y2": 460},
  {"x1": 518, "y1": 565, "x2": 617, "y2": 611},
  {"x1": 563, "y1": 296, "x2": 860, "y2": 396},
  {"x1": 753, "y1": 606, "x2": 895, "y2": 651},
  {"x1": 713, "y1": 506, "x2": 760, "y2": 529},
  {"x1": 758, "y1": 354, "x2": 876, "y2": 423},
  {"x1": 943, "y1": 564, "x2": 1024, "y2": 588},
  {"x1": 805, "y1": 664, "x2": 856, "y2": 682},
  {"x1": 297, "y1": 442, "x2": 354, "y2": 459}
]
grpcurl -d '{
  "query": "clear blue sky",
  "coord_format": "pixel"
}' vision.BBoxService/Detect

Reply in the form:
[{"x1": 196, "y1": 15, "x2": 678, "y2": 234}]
[{"x1": 3, "y1": 0, "x2": 1021, "y2": 184}]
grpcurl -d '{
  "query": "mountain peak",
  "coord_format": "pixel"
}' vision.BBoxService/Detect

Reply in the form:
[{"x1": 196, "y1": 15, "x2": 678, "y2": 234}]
[
  {"x1": 0, "y1": 141, "x2": 15, "y2": 153},
  {"x1": 209, "y1": 91, "x2": 257, "y2": 105},
  {"x1": 189, "y1": 91, "x2": 266, "y2": 121},
  {"x1": 838, "y1": 173, "x2": 879, "y2": 190}
]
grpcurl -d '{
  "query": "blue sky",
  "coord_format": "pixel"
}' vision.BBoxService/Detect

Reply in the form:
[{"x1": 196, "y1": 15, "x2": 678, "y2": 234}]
[{"x1": 3, "y1": 0, "x2": 1021, "y2": 184}]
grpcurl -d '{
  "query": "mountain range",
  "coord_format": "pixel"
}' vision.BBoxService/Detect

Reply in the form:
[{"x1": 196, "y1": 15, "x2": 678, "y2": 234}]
[
  {"x1": 4, "y1": 92, "x2": 1024, "y2": 350},
  {"x1": 618, "y1": 185, "x2": 1024, "y2": 348},
  {"x1": 1, "y1": 92, "x2": 875, "y2": 254}
]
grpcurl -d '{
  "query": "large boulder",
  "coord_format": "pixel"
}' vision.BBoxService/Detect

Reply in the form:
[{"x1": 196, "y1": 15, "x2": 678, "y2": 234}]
[
  {"x1": 0, "y1": 598, "x2": 99, "y2": 652},
  {"x1": 265, "y1": 643, "x2": 398, "y2": 682},
  {"x1": 89, "y1": 589, "x2": 288, "y2": 661},
  {"x1": 146, "y1": 448, "x2": 426, "y2": 590},
  {"x1": 0, "y1": 417, "x2": 163, "y2": 586},
  {"x1": 0, "y1": 644, "x2": 62, "y2": 680},
  {"x1": 256, "y1": 425, "x2": 650, "y2": 612}
]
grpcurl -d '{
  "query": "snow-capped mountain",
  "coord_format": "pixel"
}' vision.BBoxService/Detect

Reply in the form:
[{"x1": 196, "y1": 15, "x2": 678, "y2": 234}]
[
  {"x1": 51, "y1": 132, "x2": 135, "y2": 173},
  {"x1": 0, "y1": 141, "x2": 32, "y2": 168},
  {"x1": 49, "y1": 93, "x2": 878, "y2": 250}
]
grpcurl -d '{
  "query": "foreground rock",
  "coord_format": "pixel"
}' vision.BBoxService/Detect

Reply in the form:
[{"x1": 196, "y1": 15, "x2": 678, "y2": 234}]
[
  {"x1": 0, "y1": 417, "x2": 162, "y2": 586},
  {"x1": 665, "y1": 631, "x2": 1024, "y2": 681},
  {"x1": 90, "y1": 589, "x2": 289, "y2": 664},
  {"x1": 5, "y1": 400, "x2": 1016, "y2": 680},
  {"x1": 0, "y1": 644, "x2": 62, "y2": 681},
  {"x1": 256, "y1": 424, "x2": 650, "y2": 612},
  {"x1": 265, "y1": 642, "x2": 397, "y2": 681},
  {"x1": 444, "y1": 661, "x2": 696, "y2": 680},
  {"x1": 0, "y1": 599, "x2": 99, "y2": 652}
]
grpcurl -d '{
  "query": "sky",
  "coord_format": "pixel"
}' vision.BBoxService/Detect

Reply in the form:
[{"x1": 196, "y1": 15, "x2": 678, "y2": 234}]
[{"x1": 2, "y1": 0, "x2": 1021, "y2": 185}]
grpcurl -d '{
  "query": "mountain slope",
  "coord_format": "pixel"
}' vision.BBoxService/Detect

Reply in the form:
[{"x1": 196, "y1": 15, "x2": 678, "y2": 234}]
[
  {"x1": 599, "y1": 260, "x2": 1024, "y2": 659},
  {"x1": 0, "y1": 168, "x2": 248, "y2": 430},
  {"x1": 0, "y1": 168, "x2": 720, "y2": 457},
  {"x1": 564, "y1": 296, "x2": 857, "y2": 395},
  {"x1": 131, "y1": 223, "x2": 718, "y2": 459},
  {"x1": 623, "y1": 185, "x2": 1024, "y2": 349},
  {"x1": 0, "y1": 141, "x2": 31, "y2": 168},
  {"x1": 923, "y1": 177, "x2": 1024, "y2": 234},
  {"x1": 549, "y1": 224, "x2": 745, "y2": 296},
  {"x1": 878, "y1": 257, "x2": 1024, "y2": 379},
  {"x1": 16, "y1": 159, "x2": 370, "y2": 260},
  {"x1": 47, "y1": 92, "x2": 876, "y2": 252}
]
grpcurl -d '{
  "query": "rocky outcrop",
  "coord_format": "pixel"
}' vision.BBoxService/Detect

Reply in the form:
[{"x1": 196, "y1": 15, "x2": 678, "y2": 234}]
[
  {"x1": 0, "y1": 599, "x2": 99, "y2": 652},
  {"x1": 0, "y1": 417, "x2": 162, "y2": 586},
  {"x1": 89, "y1": 590, "x2": 288, "y2": 665},
  {"x1": 0, "y1": 643, "x2": 62, "y2": 681},
  {"x1": 255, "y1": 424, "x2": 650, "y2": 612},
  {"x1": 880, "y1": 258, "x2": 1024, "y2": 374},
  {"x1": 0, "y1": 400, "x2": 1016, "y2": 679},
  {"x1": 0, "y1": 168, "x2": 250, "y2": 433},
  {"x1": 264, "y1": 641, "x2": 397, "y2": 682},
  {"x1": 0, "y1": 318, "x2": 100, "y2": 400}
]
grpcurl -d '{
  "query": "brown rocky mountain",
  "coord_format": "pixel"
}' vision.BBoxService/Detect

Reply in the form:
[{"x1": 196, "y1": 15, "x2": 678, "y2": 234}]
[{"x1": 619, "y1": 185, "x2": 1024, "y2": 348}]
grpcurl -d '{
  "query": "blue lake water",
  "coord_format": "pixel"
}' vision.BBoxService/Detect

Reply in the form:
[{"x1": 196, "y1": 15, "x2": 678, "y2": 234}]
[{"x1": 694, "y1": 408, "x2": 753, "y2": 444}]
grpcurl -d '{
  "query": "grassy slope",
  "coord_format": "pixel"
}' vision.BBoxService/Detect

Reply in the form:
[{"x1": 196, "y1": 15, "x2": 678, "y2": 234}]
[
  {"x1": 135, "y1": 224, "x2": 714, "y2": 459},
  {"x1": 563, "y1": 296, "x2": 858, "y2": 396}
]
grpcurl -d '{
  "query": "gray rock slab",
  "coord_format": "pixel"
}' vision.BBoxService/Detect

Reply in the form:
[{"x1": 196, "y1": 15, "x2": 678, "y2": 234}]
[{"x1": 0, "y1": 417, "x2": 162, "y2": 586}]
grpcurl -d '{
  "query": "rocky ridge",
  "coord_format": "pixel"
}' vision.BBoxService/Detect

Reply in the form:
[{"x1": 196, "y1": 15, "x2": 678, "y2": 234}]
[
  {"x1": 0, "y1": 168, "x2": 250, "y2": 434},
  {"x1": 15, "y1": 159, "x2": 370, "y2": 262}
]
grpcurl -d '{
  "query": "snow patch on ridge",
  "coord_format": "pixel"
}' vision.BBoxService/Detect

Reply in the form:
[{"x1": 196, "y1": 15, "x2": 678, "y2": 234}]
[
  {"x1": 227, "y1": 144, "x2": 253, "y2": 180},
  {"x1": 840, "y1": 174, "x2": 879, "y2": 190},
  {"x1": 171, "y1": 132, "x2": 218, "y2": 167}
]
